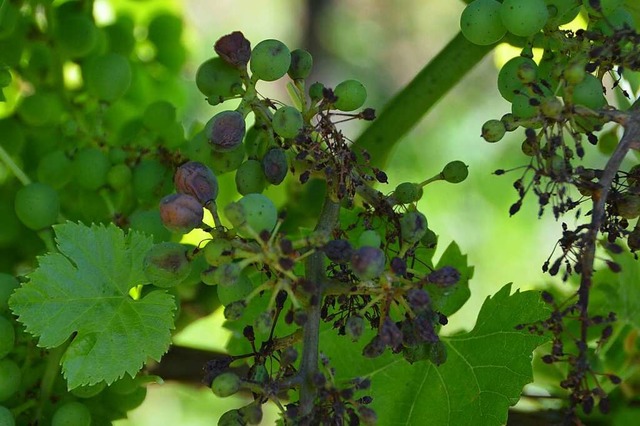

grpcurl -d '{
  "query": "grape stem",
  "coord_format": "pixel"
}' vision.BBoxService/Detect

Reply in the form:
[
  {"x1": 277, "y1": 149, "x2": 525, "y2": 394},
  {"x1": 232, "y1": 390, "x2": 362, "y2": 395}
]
[
  {"x1": 0, "y1": 144, "x2": 31, "y2": 185},
  {"x1": 299, "y1": 195, "x2": 340, "y2": 416}
]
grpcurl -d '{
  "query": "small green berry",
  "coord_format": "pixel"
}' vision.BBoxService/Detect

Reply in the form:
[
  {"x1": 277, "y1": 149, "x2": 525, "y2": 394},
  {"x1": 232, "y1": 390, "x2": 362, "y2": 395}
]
[
  {"x1": 211, "y1": 372, "x2": 242, "y2": 397},
  {"x1": 442, "y1": 161, "x2": 469, "y2": 183},
  {"x1": 481, "y1": 119, "x2": 506, "y2": 143}
]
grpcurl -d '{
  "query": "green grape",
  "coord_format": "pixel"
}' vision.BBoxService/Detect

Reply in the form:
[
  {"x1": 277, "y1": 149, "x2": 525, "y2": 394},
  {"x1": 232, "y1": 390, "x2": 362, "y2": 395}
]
[
  {"x1": 582, "y1": 0, "x2": 623, "y2": 16},
  {"x1": 511, "y1": 93, "x2": 539, "y2": 120},
  {"x1": 106, "y1": 163, "x2": 132, "y2": 190},
  {"x1": 420, "y1": 228, "x2": 438, "y2": 248},
  {"x1": 442, "y1": 161, "x2": 469, "y2": 183},
  {"x1": 540, "y1": 96, "x2": 563, "y2": 118},
  {"x1": 17, "y1": 92, "x2": 61, "y2": 127},
  {"x1": 393, "y1": 182, "x2": 423, "y2": 204},
  {"x1": 460, "y1": 0, "x2": 506, "y2": 45},
  {"x1": 213, "y1": 263, "x2": 242, "y2": 287},
  {"x1": 204, "y1": 238, "x2": 235, "y2": 267},
  {"x1": 568, "y1": 74, "x2": 606, "y2": 110},
  {"x1": 103, "y1": 384, "x2": 147, "y2": 412},
  {"x1": 147, "y1": 13, "x2": 183, "y2": 46},
  {"x1": 333, "y1": 79, "x2": 367, "y2": 111},
  {"x1": 0, "y1": 406, "x2": 14, "y2": 426},
  {"x1": 498, "y1": 56, "x2": 537, "y2": 102},
  {"x1": 563, "y1": 61, "x2": 586, "y2": 85},
  {"x1": 238, "y1": 402, "x2": 263, "y2": 425},
  {"x1": 128, "y1": 209, "x2": 172, "y2": 243},
  {"x1": 211, "y1": 372, "x2": 242, "y2": 397},
  {"x1": 217, "y1": 270, "x2": 253, "y2": 305},
  {"x1": 614, "y1": 194, "x2": 640, "y2": 219},
  {"x1": 55, "y1": 14, "x2": 98, "y2": 58},
  {"x1": 545, "y1": 0, "x2": 582, "y2": 27},
  {"x1": 288, "y1": 49, "x2": 313, "y2": 80},
  {"x1": 249, "y1": 39, "x2": 291, "y2": 81},
  {"x1": 206, "y1": 110, "x2": 246, "y2": 152},
  {"x1": 143, "y1": 242, "x2": 192, "y2": 288},
  {"x1": 400, "y1": 210, "x2": 428, "y2": 244},
  {"x1": 195, "y1": 57, "x2": 243, "y2": 104},
  {"x1": 500, "y1": 0, "x2": 549, "y2": 37},
  {"x1": 223, "y1": 300, "x2": 246, "y2": 320},
  {"x1": 73, "y1": 147, "x2": 110, "y2": 191},
  {"x1": 262, "y1": 148, "x2": 288, "y2": 185},
  {"x1": 350, "y1": 246, "x2": 385, "y2": 281},
  {"x1": 51, "y1": 401, "x2": 91, "y2": 426},
  {"x1": 104, "y1": 16, "x2": 135, "y2": 55},
  {"x1": 14, "y1": 183, "x2": 59, "y2": 230},
  {"x1": 70, "y1": 381, "x2": 106, "y2": 399},
  {"x1": 309, "y1": 81, "x2": 325, "y2": 101},
  {"x1": 0, "y1": 316, "x2": 14, "y2": 359},
  {"x1": 357, "y1": 230, "x2": 382, "y2": 248},
  {"x1": 142, "y1": 101, "x2": 176, "y2": 132},
  {"x1": 272, "y1": 106, "x2": 303, "y2": 138},
  {"x1": 481, "y1": 119, "x2": 506, "y2": 142},
  {"x1": 0, "y1": 359, "x2": 20, "y2": 401},
  {"x1": 501, "y1": 113, "x2": 518, "y2": 131},
  {"x1": 37, "y1": 150, "x2": 72, "y2": 189},
  {"x1": 235, "y1": 160, "x2": 266, "y2": 195},
  {"x1": 210, "y1": 143, "x2": 245, "y2": 175},
  {"x1": 0, "y1": 119, "x2": 25, "y2": 155},
  {"x1": 132, "y1": 159, "x2": 169, "y2": 203},
  {"x1": 236, "y1": 193, "x2": 278, "y2": 235},
  {"x1": 0, "y1": 274, "x2": 19, "y2": 312},
  {"x1": 517, "y1": 61, "x2": 537, "y2": 84},
  {"x1": 218, "y1": 409, "x2": 244, "y2": 426},
  {"x1": 84, "y1": 53, "x2": 132, "y2": 102}
]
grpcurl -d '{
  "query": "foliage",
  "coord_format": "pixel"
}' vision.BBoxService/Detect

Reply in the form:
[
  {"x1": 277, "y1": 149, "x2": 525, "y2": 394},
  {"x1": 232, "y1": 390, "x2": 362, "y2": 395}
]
[{"x1": 1, "y1": 0, "x2": 640, "y2": 425}]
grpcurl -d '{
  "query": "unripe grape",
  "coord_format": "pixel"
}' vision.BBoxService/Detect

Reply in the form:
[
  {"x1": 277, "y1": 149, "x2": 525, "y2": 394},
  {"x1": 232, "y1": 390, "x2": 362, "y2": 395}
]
[
  {"x1": 350, "y1": 246, "x2": 385, "y2": 281},
  {"x1": 0, "y1": 406, "x2": 14, "y2": 426},
  {"x1": 219, "y1": 409, "x2": 244, "y2": 426},
  {"x1": 421, "y1": 228, "x2": 438, "y2": 248},
  {"x1": 563, "y1": 62, "x2": 586, "y2": 85},
  {"x1": 394, "y1": 182, "x2": 423, "y2": 204},
  {"x1": 213, "y1": 263, "x2": 242, "y2": 287},
  {"x1": 250, "y1": 39, "x2": 291, "y2": 81},
  {"x1": 357, "y1": 230, "x2": 382, "y2": 248},
  {"x1": 288, "y1": 49, "x2": 313, "y2": 79},
  {"x1": 498, "y1": 56, "x2": 537, "y2": 102},
  {"x1": 206, "y1": 110, "x2": 246, "y2": 152},
  {"x1": 210, "y1": 143, "x2": 246, "y2": 175},
  {"x1": 147, "y1": 13, "x2": 182, "y2": 46},
  {"x1": 73, "y1": 147, "x2": 110, "y2": 191},
  {"x1": 217, "y1": 271, "x2": 253, "y2": 305},
  {"x1": 204, "y1": 238, "x2": 235, "y2": 267},
  {"x1": 500, "y1": 0, "x2": 549, "y2": 37},
  {"x1": 132, "y1": 159, "x2": 169, "y2": 203},
  {"x1": 70, "y1": 381, "x2": 106, "y2": 399},
  {"x1": 14, "y1": 183, "x2": 59, "y2": 230},
  {"x1": 569, "y1": 74, "x2": 606, "y2": 110},
  {"x1": 272, "y1": 106, "x2": 303, "y2": 138},
  {"x1": 614, "y1": 194, "x2": 640, "y2": 219},
  {"x1": 84, "y1": 53, "x2": 132, "y2": 102},
  {"x1": 309, "y1": 82, "x2": 325, "y2": 101},
  {"x1": 37, "y1": 150, "x2": 73, "y2": 189},
  {"x1": 128, "y1": 209, "x2": 171, "y2": 243},
  {"x1": 333, "y1": 79, "x2": 367, "y2": 111},
  {"x1": 159, "y1": 193, "x2": 204, "y2": 234},
  {"x1": 143, "y1": 242, "x2": 191, "y2": 288},
  {"x1": 0, "y1": 358, "x2": 21, "y2": 401},
  {"x1": 55, "y1": 14, "x2": 98, "y2": 58},
  {"x1": 224, "y1": 300, "x2": 246, "y2": 320},
  {"x1": 540, "y1": 97, "x2": 564, "y2": 119},
  {"x1": 481, "y1": 119, "x2": 506, "y2": 143},
  {"x1": 236, "y1": 160, "x2": 266, "y2": 195},
  {"x1": 500, "y1": 113, "x2": 518, "y2": 131},
  {"x1": 214, "y1": 31, "x2": 251, "y2": 68},
  {"x1": 400, "y1": 210, "x2": 428, "y2": 244},
  {"x1": 143, "y1": 101, "x2": 176, "y2": 132},
  {"x1": 195, "y1": 57, "x2": 243, "y2": 104},
  {"x1": 0, "y1": 316, "x2": 15, "y2": 359},
  {"x1": 107, "y1": 163, "x2": 132, "y2": 190},
  {"x1": 460, "y1": 0, "x2": 506, "y2": 45},
  {"x1": 517, "y1": 61, "x2": 537, "y2": 84},
  {"x1": 511, "y1": 93, "x2": 539, "y2": 120},
  {"x1": 582, "y1": 0, "x2": 623, "y2": 16},
  {"x1": 261, "y1": 148, "x2": 288, "y2": 185},
  {"x1": 174, "y1": 161, "x2": 219, "y2": 205},
  {"x1": 442, "y1": 161, "x2": 469, "y2": 183},
  {"x1": 17, "y1": 92, "x2": 60, "y2": 127},
  {"x1": 104, "y1": 17, "x2": 136, "y2": 56},
  {"x1": 239, "y1": 402, "x2": 263, "y2": 425},
  {"x1": 211, "y1": 372, "x2": 242, "y2": 397},
  {"x1": 225, "y1": 194, "x2": 278, "y2": 236},
  {"x1": 51, "y1": 401, "x2": 91, "y2": 426},
  {"x1": 545, "y1": 0, "x2": 582, "y2": 27}
]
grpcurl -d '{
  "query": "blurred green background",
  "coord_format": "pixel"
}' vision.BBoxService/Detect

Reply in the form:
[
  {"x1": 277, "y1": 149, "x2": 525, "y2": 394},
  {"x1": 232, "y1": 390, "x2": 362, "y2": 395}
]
[{"x1": 83, "y1": 0, "x2": 612, "y2": 423}]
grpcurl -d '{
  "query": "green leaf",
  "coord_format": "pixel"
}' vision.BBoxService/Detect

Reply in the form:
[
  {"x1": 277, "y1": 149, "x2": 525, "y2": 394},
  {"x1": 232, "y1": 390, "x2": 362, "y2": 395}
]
[
  {"x1": 324, "y1": 284, "x2": 550, "y2": 425},
  {"x1": 592, "y1": 249, "x2": 640, "y2": 328},
  {"x1": 9, "y1": 222, "x2": 175, "y2": 389}
]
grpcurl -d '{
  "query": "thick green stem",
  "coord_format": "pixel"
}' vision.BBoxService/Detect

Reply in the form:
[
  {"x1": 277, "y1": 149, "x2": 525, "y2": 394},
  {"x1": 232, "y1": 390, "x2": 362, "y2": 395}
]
[
  {"x1": 299, "y1": 195, "x2": 340, "y2": 416},
  {"x1": 352, "y1": 32, "x2": 493, "y2": 167}
]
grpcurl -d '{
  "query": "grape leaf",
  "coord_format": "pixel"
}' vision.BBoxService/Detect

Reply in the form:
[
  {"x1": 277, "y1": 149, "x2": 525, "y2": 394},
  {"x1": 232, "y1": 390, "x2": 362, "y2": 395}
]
[
  {"x1": 592, "y1": 250, "x2": 640, "y2": 328},
  {"x1": 9, "y1": 222, "x2": 176, "y2": 389},
  {"x1": 323, "y1": 283, "x2": 549, "y2": 425}
]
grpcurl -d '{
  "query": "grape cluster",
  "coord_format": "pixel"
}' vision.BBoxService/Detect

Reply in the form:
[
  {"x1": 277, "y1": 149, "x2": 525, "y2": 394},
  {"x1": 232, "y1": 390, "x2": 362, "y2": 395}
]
[{"x1": 466, "y1": 0, "x2": 640, "y2": 421}]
